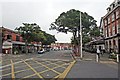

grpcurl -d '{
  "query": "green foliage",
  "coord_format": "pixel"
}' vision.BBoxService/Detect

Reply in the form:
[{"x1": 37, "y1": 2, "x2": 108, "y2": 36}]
[
  {"x1": 15, "y1": 23, "x2": 57, "y2": 45},
  {"x1": 50, "y1": 9, "x2": 99, "y2": 45}
]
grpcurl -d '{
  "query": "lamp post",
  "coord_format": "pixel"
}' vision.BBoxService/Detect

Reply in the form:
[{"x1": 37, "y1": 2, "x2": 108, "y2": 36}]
[{"x1": 80, "y1": 11, "x2": 83, "y2": 59}]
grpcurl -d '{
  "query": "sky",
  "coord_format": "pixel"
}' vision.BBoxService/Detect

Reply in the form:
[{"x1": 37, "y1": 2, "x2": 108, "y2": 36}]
[{"x1": 0, "y1": 0, "x2": 114, "y2": 43}]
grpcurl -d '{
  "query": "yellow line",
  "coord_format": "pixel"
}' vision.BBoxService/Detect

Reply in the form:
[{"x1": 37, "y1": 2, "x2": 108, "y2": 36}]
[
  {"x1": 22, "y1": 61, "x2": 71, "y2": 78},
  {"x1": 23, "y1": 74, "x2": 36, "y2": 78},
  {"x1": 45, "y1": 60, "x2": 66, "y2": 69},
  {"x1": 15, "y1": 64, "x2": 43, "y2": 74},
  {"x1": 33, "y1": 60, "x2": 61, "y2": 75},
  {"x1": 57, "y1": 60, "x2": 76, "y2": 80},
  {"x1": 21, "y1": 60, "x2": 72, "y2": 79},
  {"x1": 2, "y1": 73, "x2": 11, "y2": 77},
  {"x1": 21, "y1": 59, "x2": 44, "y2": 79},
  {"x1": 10, "y1": 59, "x2": 15, "y2": 80}
]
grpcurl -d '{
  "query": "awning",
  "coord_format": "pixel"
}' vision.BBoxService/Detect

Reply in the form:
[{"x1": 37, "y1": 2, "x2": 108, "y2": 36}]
[
  {"x1": 12, "y1": 41, "x2": 25, "y2": 45},
  {"x1": 2, "y1": 41, "x2": 12, "y2": 49}
]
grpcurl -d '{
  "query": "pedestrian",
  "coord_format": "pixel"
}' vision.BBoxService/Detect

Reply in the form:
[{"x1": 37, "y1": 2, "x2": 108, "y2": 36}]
[
  {"x1": 101, "y1": 46, "x2": 105, "y2": 56},
  {"x1": 96, "y1": 46, "x2": 101, "y2": 62}
]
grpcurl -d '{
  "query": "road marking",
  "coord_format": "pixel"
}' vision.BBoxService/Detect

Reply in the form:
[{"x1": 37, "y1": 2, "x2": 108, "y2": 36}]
[
  {"x1": 34, "y1": 58, "x2": 70, "y2": 62},
  {"x1": 0, "y1": 58, "x2": 33, "y2": 69},
  {"x1": 10, "y1": 59, "x2": 15, "y2": 80},
  {"x1": 45, "y1": 60, "x2": 66, "y2": 69},
  {"x1": 2, "y1": 73, "x2": 11, "y2": 77},
  {"x1": 21, "y1": 59, "x2": 44, "y2": 79},
  {"x1": 58, "y1": 60, "x2": 76, "y2": 79},
  {"x1": 21, "y1": 60, "x2": 72, "y2": 79},
  {"x1": 33, "y1": 60, "x2": 61, "y2": 75},
  {"x1": 15, "y1": 65, "x2": 43, "y2": 74},
  {"x1": 100, "y1": 61, "x2": 117, "y2": 64}
]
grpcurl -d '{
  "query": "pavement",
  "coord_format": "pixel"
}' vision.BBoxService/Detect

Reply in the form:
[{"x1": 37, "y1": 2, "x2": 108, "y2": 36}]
[{"x1": 0, "y1": 50, "x2": 119, "y2": 80}]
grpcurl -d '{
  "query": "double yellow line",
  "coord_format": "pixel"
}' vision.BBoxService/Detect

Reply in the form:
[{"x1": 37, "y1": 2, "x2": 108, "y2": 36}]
[{"x1": 10, "y1": 59, "x2": 15, "y2": 80}]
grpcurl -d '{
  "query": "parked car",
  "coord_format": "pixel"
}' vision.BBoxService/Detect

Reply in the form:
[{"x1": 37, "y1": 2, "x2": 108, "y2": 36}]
[{"x1": 38, "y1": 49, "x2": 45, "y2": 54}]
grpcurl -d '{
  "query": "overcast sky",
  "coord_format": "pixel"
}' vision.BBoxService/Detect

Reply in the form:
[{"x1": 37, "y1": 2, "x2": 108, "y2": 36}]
[{"x1": 0, "y1": 0, "x2": 114, "y2": 43}]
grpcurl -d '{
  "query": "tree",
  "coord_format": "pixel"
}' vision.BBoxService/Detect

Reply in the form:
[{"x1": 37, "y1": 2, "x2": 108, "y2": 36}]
[
  {"x1": 50, "y1": 9, "x2": 98, "y2": 45},
  {"x1": 50, "y1": 9, "x2": 99, "y2": 55},
  {"x1": 15, "y1": 23, "x2": 42, "y2": 53},
  {"x1": 41, "y1": 31, "x2": 57, "y2": 45},
  {"x1": 15, "y1": 23, "x2": 57, "y2": 53}
]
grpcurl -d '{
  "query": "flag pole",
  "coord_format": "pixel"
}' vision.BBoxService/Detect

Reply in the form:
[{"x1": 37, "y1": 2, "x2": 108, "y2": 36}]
[{"x1": 80, "y1": 11, "x2": 83, "y2": 59}]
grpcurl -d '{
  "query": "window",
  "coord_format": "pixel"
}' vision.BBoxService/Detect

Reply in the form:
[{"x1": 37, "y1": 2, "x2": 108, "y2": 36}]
[
  {"x1": 112, "y1": 14, "x2": 115, "y2": 22},
  {"x1": 109, "y1": 41, "x2": 111, "y2": 46},
  {"x1": 104, "y1": 19, "x2": 108, "y2": 26},
  {"x1": 16, "y1": 35, "x2": 20, "y2": 41},
  {"x1": 7, "y1": 35, "x2": 11, "y2": 39},
  {"x1": 105, "y1": 28, "x2": 107, "y2": 37},
  {"x1": 108, "y1": 17, "x2": 111, "y2": 24},
  {"x1": 112, "y1": 23, "x2": 115, "y2": 35},
  {"x1": 113, "y1": 40, "x2": 116, "y2": 46},
  {"x1": 108, "y1": 26, "x2": 111, "y2": 36},
  {"x1": 116, "y1": 11, "x2": 119, "y2": 19},
  {"x1": 118, "y1": 24, "x2": 120, "y2": 33},
  {"x1": 116, "y1": 21, "x2": 120, "y2": 33}
]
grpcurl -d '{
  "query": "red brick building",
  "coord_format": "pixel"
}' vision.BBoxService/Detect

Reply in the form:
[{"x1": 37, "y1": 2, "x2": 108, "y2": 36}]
[
  {"x1": 1, "y1": 27, "x2": 42, "y2": 54},
  {"x1": 102, "y1": 0, "x2": 120, "y2": 53},
  {"x1": 1, "y1": 27, "x2": 25, "y2": 54},
  {"x1": 2, "y1": 27, "x2": 23, "y2": 42}
]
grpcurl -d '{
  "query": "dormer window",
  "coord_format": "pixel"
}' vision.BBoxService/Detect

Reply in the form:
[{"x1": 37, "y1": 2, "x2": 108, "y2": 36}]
[
  {"x1": 118, "y1": 1, "x2": 120, "y2": 4},
  {"x1": 112, "y1": 4, "x2": 115, "y2": 8},
  {"x1": 107, "y1": 7, "x2": 111, "y2": 12}
]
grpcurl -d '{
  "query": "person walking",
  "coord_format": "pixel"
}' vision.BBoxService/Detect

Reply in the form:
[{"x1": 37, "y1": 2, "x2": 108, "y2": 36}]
[{"x1": 96, "y1": 46, "x2": 101, "y2": 62}]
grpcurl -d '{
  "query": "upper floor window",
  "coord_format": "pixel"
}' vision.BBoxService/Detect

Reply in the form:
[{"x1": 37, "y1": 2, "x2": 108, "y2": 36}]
[
  {"x1": 7, "y1": 35, "x2": 11, "y2": 39},
  {"x1": 112, "y1": 13, "x2": 115, "y2": 22},
  {"x1": 116, "y1": 11, "x2": 119, "y2": 19},
  {"x1": 104, "y1": 19, "x2": 107, "y2": 26},
  {"x1": 118, "y1": 23, "x2": 120, "y2": 33},
  {"x1": 105, "y1": 28, "x2": 108, "y2": 37},
  {"x1": 16, "y1": 35, "x2": 20, "y2": 41},
  {"x1": 108, "y1": 17, "x2": 111, "y2": 24},
  {"x1": 112, "y1": 23, "x2": 116, "y2": 35}
]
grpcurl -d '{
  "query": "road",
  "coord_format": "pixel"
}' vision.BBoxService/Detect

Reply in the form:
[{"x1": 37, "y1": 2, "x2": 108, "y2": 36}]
[{"x1": 0, "y1": 50, "x2": 119, "y2": 80}]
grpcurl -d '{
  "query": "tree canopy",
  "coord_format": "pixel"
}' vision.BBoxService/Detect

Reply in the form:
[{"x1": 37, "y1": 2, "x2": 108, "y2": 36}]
[
  {"x1": 15, "y1": 23, "x2": 57, "y2": 45},
  {"x1": 50, "y1": 9, "x2": 100, "y2": 45}
]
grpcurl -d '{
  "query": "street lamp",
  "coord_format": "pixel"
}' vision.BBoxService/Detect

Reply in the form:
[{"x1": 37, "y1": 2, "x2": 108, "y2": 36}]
[{"x1": 80, "y1": 11, "x2": 83, "y2": 59}]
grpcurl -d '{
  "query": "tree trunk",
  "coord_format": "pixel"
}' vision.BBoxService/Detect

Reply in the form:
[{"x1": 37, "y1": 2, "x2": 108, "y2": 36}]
[{"x1": 73, "y1": 31, "x2": 77, "y2": 56}]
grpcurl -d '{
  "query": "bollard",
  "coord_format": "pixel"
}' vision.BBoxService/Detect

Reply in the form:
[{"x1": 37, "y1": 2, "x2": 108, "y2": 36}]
[{"x1": 117, "y1": 54, "x2": 119, "y2": 62}]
